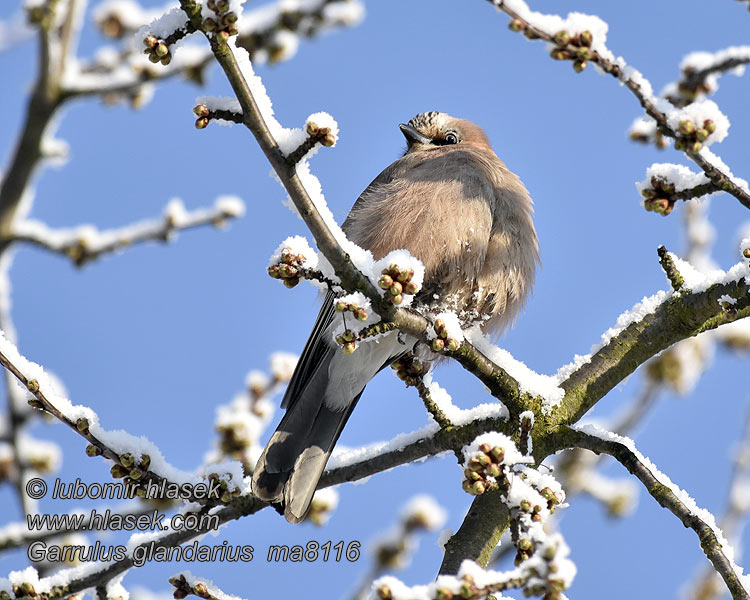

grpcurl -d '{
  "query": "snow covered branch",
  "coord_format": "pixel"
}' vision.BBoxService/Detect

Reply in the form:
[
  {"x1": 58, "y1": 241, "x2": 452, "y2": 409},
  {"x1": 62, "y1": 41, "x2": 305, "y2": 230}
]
[
  {"x1": 687, "y1": 412, "x2": 750, "y2": 600},
  {"x1": 0, "y1": 333, "x2": 244, "y2": 507},
  {"x1": 490, "y1": 0, "x2": 750, "y2": 211},
  {"x1": 11, "y1": 197, "x2": 244, "y2": 267},
  {"x1": 559, "y1": 425, "x2": 750, "y2": 600},
  {"x1": 552, "y1": 258, "x2": 750, "y2": 429}
]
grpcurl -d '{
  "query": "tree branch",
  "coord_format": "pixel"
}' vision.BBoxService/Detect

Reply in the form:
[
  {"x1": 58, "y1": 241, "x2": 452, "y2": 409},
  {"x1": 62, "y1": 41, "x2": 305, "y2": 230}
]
[
  {"x1": 12, "y1": 197, "x2": 244, "y2": 267},
  {"x1": 557, "y1": 425, "x2": 750, "y2": 600},
  {"x1": 490, "y1": 0, "x2": 750, "y2": 210}
]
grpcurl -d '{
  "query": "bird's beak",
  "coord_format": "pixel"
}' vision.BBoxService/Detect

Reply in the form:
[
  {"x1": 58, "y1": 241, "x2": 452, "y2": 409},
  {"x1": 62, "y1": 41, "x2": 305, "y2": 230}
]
[{"x1": 399, "y1": 123, "x2": 432, "y2": 146}]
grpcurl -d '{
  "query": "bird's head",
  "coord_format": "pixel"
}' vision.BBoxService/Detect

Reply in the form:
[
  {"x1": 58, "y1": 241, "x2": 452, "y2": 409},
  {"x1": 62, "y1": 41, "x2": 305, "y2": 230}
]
[{"x1": 399, "y1": 112, "x2": 492, "y2": 153}]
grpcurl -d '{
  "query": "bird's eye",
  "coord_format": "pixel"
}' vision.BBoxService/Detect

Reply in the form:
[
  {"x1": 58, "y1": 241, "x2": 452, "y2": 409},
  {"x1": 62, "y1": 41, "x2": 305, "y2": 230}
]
[{"x1": 445, "y1": 132, "x2": 459, "y2": 144}]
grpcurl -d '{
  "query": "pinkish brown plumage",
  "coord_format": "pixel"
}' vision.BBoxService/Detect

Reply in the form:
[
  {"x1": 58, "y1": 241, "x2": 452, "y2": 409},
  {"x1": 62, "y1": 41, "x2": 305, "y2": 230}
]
[{"x1": 253, "y1": 112, "x2": 539, "y2": 523}]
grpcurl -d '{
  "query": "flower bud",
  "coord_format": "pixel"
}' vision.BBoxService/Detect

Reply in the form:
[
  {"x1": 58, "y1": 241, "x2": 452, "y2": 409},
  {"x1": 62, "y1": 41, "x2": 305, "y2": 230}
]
[
  {"x1": 193, "y1": 104, "x2": 210, "y2": 118},
  {"x1": 573, "y1": 59, "x2": 587, "y2": 73},
  {"x1": 216, "y1": 0, "x2": 230, "y2": 12},
  {"x1": 160, "y1": 54, "x2": 171, "y2": 66},
  {"x1": 144, "y1": 35, "x2": 158, "y2": 48},
  {"x1": 193, "y1": 584, "x2": 209, "y2": 599},
  {"x1": 202, "y1": 18, "x2": 217, "y2": 31},
  {"x1": 389, "y1": 281, "x2": 403, "y2": 296},
  {"x1": 335, "y1": 301, "x2": 347, "y2": 312},
  {"x1": 216, "y1": 30, "x2": 230, "y2": 44},
  {"x1": 486, "y1": 463, "x2": 501, "y2": 477},
  {"x1": 390, "y1": 294, "x2": 403, "y2": 305},
  {"x1": 509, "y1": 18, "x2": 525, "y2": 32},
  {"x1": 195, "y1": 117, "x2": 209, "y2": 129},
  {"x1": 431, "y1": 338, "x2": 445, "y2": 352},
  {"x1": 578, "y1": 30, "x2": 593, "y2": 46},
  {"x1": 120, "y1": 453, "x2": 134, "y2": 468},
  {"x1": 86, "y1": 444, "x2": 102, "y2": 457},
  {"x1": 76, "y1": 418, "x2": 90, "y2": 433},
  {"x1": 321, "y1": 134, "x2": 336, "y2": 147},
  {"x1": 478, "y1": 442, "x2": 492, "y2": 453},
  {"x1": 376, "y1": 584, "x2": 392, "y2": 600},
  {"x1": 446, "y1": 338, "x2": 460, "y2": 352},
  {"x1": 155, "y1": 42, "x2": 169, "y2": 57},
  {"x1": 436, "y1": 588, "x2": 454, "y2": 600},
  {"x1": 678, "y1": 120, "x2": 695, "y2": 135},
  {"x1": 553, "y1": 30, "x2": 570, "y2": 45},
  {"x1": 518, "y1": 538, "x2": 533, "y2": 552},
  {"x1": 703, "y1": 119, "x2": 716, "y2": 133},
  {"x1": 378, "y1": 274, "x2": 393, "y2": 289},
  {"x1": 140, "y1": 454, "x2": 151, "y2": 470},
  {"x1": 471, "y1": 480, "x2": 486, "y2": 495},
  {"x1": 689, "y1": 141, "x2": 703, "y2": 153},
  {"x1": 403, "y1": 281, "x2": 419, "y2": 295},
  {"x1": 550, "y1": 49, "x2": 569, "y2": 60},
  {"x1": 490, "y1": 446, "x2": 505, "y2": 462},
  {"x1": 695, "y1": 128, "x2": 709, "y2": 141},
  {"x1": 462, "y1": 480, "x2": 474, "y2": 493},
  {"x1": 282, "y1": 277, "x2": 299, "y2": 288},
  {"x1": 466, "y1": 458, "x2": 483, "y2": 472},
  {"x1": 111, "y1": 464, "x2": 127, "y2": 478},
  {"x1": 354, "y1": 308, "x2": 368, "y2": 321}
]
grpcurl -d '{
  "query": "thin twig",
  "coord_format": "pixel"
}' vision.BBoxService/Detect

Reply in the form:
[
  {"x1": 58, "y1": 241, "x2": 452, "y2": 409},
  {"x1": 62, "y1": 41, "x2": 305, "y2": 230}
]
[
  {"x1": 560, "y1": 426, "x2": 750, "y2": 600},
  {"x1": 491, "y1": 0, "x2": 750, "y2": 210}
]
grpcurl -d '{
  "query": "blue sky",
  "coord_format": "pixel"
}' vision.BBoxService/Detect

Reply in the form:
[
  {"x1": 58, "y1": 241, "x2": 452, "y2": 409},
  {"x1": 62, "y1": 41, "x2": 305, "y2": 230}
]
[{"x1": 2, "y1": 0, "x2": 750, "y2": 598}]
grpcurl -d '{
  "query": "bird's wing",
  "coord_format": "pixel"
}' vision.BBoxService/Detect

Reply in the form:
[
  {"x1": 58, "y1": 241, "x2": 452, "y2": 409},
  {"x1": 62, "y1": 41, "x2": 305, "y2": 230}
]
[
  {"x1": 281, "y1": 289, "x2": 336, "y2": 410},
  {"x1": 281, "y1": 163, "x2": 403, "y2": 412}
]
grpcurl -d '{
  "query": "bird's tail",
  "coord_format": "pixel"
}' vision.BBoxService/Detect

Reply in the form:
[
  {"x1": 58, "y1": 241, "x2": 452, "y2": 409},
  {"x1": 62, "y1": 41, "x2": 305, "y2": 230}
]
[
  {"x1": 252, "y1": 324, "x2": 409, "y2": 523},
  {"x1": 252, "y1": 375, "x2": 359, "y2": 523}
]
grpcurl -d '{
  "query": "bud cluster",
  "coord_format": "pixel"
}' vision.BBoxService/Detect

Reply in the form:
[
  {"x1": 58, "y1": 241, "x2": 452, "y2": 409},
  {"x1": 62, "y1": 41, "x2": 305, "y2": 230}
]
[
  {"x1": 390, "y1": 354, "x2": 425, "y2": 387},
  {"x1": 674, "y1": 118, "x2": 717, "y2": 154},
  {"x1": 335, "y1": 299, "x2": 368, "y2": 322},
  {"x1": 461, "y1": 443, "x2": 508, "y2": 496},
  {"x1": 334, "y1": 328, "x2": 357, "y2": 355},
  {"x1": 143, "y1": 35, "x2": 172, "y2": 66},
  {"x1": 9, "y1": 582, "x2": 39, "y2": 600},
  {"x1": 548, "y1": 29, "x2": 595, "y2": 73},
  {"x1": 169, "y1": 574, "x2": 212, "y2": 600},
  {"x1": 105, "y1": 450, "x2": 154, "y2": 497},
  {"x1": 202, "y1": 0, "x2": 239, "y2": 43},
  {"x1": 205, "y1": 471, "x2": 242, "y2": 504},
  {"x1": 306, "y1": 121, "x2": 337, "y2": 148},
  {"x1": 431, "y1": 318, "x2": 460, "y2": 353},
  {"x1": 26, "y1": 3, "x2": 52, "y2": 28},
  {"x1": 378, "y1": 264, "x2": 419, "y2": 305},
  {"x1": 670, "y1": 68, "x2": 715, "y2": 106},
  {"x1": 640, "y1": 176, "x2": 676, "y2": 216},
  {"x1": 267, "y1": 247, "x2": 306, "y2": 288},
  {"x1": 192, "y1": 104, "x2": 244, "y2": 129}
]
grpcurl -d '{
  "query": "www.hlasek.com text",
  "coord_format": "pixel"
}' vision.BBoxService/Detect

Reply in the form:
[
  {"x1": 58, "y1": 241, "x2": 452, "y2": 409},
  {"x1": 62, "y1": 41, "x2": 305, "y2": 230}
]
[{"x1": 27, "y1": 509, "x2": 219, "y2": 533}]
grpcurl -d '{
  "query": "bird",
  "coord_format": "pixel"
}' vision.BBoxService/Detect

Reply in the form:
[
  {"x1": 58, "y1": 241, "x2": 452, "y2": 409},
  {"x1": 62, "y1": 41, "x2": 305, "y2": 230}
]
[{"x1": 252, "y1": 111, "x2": 539, "y2": 523}]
